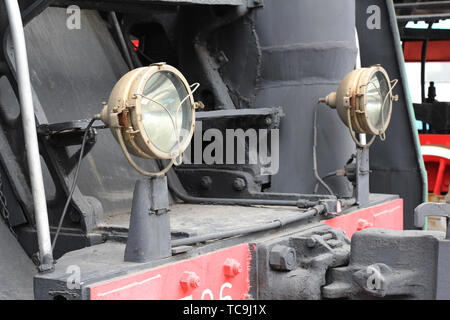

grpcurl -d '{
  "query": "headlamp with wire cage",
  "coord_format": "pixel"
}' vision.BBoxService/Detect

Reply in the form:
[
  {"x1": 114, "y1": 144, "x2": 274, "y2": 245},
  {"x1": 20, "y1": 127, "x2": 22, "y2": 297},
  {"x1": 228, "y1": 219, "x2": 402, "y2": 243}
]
[
  {"x1": 320, "y1": 65, "x2": 398, "y2": 148},
  {"x1": 98, "y1": 63, "x2": 201, "y2": 176}
]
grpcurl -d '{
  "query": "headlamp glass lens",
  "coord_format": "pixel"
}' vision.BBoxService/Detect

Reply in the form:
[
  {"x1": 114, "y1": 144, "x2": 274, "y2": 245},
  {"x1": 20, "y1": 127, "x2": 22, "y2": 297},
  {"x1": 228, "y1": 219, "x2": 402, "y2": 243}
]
[
  {"x1": 366, "y1": 71, "x2": 390, "y2": 131},
  {"x1": 140, "y1": 71, "x2": 193, "y2": 154}
]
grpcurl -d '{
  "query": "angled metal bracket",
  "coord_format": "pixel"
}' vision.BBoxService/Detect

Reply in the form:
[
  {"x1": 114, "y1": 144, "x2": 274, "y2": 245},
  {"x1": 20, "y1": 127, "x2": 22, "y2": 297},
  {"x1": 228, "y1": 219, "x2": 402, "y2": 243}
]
[{"x1": 415, "y1": 202, "x2": 450, "y2": 238}]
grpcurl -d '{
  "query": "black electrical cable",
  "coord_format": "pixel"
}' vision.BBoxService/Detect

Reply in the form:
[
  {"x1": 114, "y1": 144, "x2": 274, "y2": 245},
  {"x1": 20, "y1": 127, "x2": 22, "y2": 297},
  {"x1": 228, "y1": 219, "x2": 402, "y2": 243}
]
[
  {"x1": 313, "y1": 103, "x2": 335, "y2": 196},
  {"x1": 157, "y1": 103, "x2": 352, "y2": 208},
  {"x1": 313, "y1": 171, "x2": 338, "y2": 194},
  {"x1": 168, "y1": 179, "x2": 302, "y2": 207},
  {"x1": 163, "y1": 156, "x2": 338, "y2": 208},
  {"x1": 172, "y1": 204, "x2": 325, "y2": 247},
  {"x1": 160, "y1": 162, "x2": 308, "y2": 207},
  {"x1": 51, "y1": 118, "x2": 96, "y2": 252}
]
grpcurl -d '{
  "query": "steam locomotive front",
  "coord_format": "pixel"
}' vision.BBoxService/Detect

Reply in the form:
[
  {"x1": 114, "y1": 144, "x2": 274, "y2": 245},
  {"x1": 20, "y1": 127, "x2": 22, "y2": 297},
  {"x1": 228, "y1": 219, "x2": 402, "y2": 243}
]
[{"x1": 0, "y1": 0, "x2": 430, "y2": 300}]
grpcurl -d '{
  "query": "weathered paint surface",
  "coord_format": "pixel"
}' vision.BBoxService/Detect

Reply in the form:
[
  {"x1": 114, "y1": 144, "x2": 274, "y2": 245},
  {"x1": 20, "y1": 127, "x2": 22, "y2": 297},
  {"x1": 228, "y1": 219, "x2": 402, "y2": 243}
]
[
  {"x1": 89, "y1": 199, "x2": 402, "y2": 300},
  {"x1": 90, "y1": 243, "x2": 251, "y2": 300},
  {"x1": 324, "y1": 199, "x2": 404, "y2": 238}
]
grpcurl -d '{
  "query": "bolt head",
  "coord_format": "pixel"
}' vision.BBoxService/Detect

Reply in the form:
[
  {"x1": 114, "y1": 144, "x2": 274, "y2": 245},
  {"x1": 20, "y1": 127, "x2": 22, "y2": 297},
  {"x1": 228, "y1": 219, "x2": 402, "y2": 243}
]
[
  {"x1": 200, "y1": 176, "x2": 213, "y2": 190},
  {"x1": 232, "y1": 178, "x2": 246, "y2": 191},
  {"x1": 224, "y1": 258, "x2": 242, "y2": 277},
  {"x1": 356, "y1": 219, "x2": 373, "y2": 231},
  {"x1": 180, "y1": 271, "x2": 200, "y2": 290},
  {"x1": 269, "y1": 245, "x2": 296, "y2": 271},
  {"x1": 307, "y1": 236, "x2": 317, "y2": 248}
]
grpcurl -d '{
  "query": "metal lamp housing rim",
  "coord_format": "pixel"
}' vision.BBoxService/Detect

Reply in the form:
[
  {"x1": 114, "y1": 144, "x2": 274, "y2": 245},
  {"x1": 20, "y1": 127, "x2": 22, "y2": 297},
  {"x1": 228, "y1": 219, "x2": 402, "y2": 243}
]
[
  {"x1": 103, "y1": 64, "x2": 196, "y2": 160},
  {"x1": 334, "y1": 66, "x2": 393, "y2": 135}
]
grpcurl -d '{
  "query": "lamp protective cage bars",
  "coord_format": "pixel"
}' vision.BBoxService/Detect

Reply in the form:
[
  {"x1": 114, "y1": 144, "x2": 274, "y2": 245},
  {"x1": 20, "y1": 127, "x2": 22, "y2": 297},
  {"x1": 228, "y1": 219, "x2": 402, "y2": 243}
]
[
  {"x1": 99, "y1": 63, "x2": 198, "y2": 175},
  {"x1": 323, "y1": 65, "x2": 397, "y2": 148}
]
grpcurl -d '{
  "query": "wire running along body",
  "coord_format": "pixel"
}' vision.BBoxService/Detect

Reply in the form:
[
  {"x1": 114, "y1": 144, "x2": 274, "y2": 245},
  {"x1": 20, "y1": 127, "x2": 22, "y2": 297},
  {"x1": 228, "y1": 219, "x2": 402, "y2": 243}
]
[
  {"x1": 52, "y1": 118, "x2": 96, "y2": 251},
  {"x1": 313, "y1": 103, "x2": 336, "y2": 196},
  {"x1": 172, "y1": 205, "x2": 325, "y2": 247}
]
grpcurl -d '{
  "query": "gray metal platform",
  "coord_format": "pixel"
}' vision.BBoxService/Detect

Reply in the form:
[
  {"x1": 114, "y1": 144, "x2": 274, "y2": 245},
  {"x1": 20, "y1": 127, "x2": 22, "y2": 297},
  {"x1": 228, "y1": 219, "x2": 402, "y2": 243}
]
[
  {"x1": 32, "y1": 194, "x2": 398, "y2": 298},
  {"x1": 103, "y1": 203, "x2": 307, "y2": 235},
  {"x1": 101, "y1": 193, "x2": 399, "y2": 236}
]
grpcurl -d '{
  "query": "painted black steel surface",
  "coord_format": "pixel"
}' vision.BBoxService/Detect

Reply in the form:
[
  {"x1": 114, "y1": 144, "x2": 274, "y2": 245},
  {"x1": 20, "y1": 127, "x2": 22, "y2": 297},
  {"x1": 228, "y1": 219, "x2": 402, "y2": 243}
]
[
  {"x1": 253, "y1": 0, "x2": 357, "y2": 197},
  {"x1": 24, "y1": 8, "x2": 159, "y2": 215},
  {"x1": 356, "y1": 0, "x2": 426, "y2": 229}
]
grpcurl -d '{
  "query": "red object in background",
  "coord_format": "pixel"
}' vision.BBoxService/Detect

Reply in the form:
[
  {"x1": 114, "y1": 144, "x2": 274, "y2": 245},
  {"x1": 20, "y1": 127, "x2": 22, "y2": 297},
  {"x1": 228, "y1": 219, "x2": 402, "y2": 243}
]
[
  {"x1": 131, "y1": 40, "x2": 139, "y2": 51},
  {"x1": 419, "y1": 134, "x2": 450, "y2": 147},
  {"x1": 419, "y1": 134, "x2": 450, "y2": 195},
  {"x1": 424, "y1": 157, "x2": 450, "y2": 194},
  {"x1": 404, "y1": 40, "x2": 450, "y2": 62}
]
